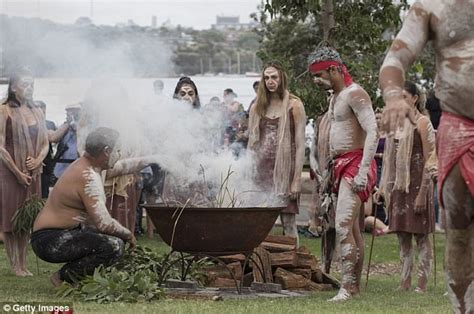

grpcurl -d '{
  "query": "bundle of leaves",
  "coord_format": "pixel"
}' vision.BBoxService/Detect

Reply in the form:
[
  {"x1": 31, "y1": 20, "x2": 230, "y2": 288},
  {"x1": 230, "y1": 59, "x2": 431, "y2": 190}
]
[
  {"x1": 57, "y1": 265, "x2": 162, "y2": 303},
  {"x1": 11, "y1": 195, "x2": 45, "y2": 235},
  {"x1": 56, "y1": 246, "x2": 207, "y2": 303}
]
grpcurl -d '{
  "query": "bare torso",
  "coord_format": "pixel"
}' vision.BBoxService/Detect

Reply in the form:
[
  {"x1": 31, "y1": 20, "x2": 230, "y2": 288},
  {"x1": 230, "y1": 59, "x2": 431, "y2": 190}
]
[
  {"x1": 34, "y1": 154, "x2": 153, "y2": 239},
  {"x1": 329, "y1": 84, "x2": 374, "y2": 157},
  {"x1": 33, "y1": 158, "x2": 94, "y2": 231},
  {"x1": 429, "y1": 1, "x2": 474, "y2": 118},
  {"x1": 381, "y1": 0, "x2": 474, "y2": 119}
]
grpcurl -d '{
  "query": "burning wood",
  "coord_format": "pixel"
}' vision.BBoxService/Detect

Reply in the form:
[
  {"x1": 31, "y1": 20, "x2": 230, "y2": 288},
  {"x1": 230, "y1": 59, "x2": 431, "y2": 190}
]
[{"x1": 203, "y1": 235, "x2": 339, "y2": 292}]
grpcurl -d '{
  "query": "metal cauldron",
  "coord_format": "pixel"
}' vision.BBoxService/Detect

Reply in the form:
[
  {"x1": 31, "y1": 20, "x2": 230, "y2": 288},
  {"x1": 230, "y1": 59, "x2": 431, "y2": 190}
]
[{"x1": 144, "y1": 205, "x2": 283, "y2": 255}]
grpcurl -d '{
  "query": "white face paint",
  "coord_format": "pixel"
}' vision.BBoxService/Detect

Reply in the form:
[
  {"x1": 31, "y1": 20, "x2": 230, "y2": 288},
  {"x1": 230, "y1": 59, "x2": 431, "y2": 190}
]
[
  {"x1": 313, "y1": 77, "x2": 332, "y2": 90},
  {"x1": 311, "y1": 70, "x2": 332, "y2": 90},
  {"x1": 178, "y1": 84, "x2": 196, "y2": 105},
  {"x1": 107, "y1": 146, "x2": 121, "y2": 169},
  {"x1": 12, "y1": 76, "x2": 34, "y2": 101},
  {"x1": 263, "y1": 67, "x2": 281, "y2": 93}
]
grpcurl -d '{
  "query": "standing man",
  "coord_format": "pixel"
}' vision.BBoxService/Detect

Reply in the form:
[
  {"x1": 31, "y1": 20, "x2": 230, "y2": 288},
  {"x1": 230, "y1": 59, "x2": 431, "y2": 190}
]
[
  {"x1": 153, "y1": 79, "x2": 164, "y2": 96},
  {"x1": 36, "y1": 101, "x2": 70, "y2": 198},
  {"x1": 247, "y1": 80, "x2": 260, "y2": 113},
  {"x1": 36, "y1": 101, "x2": 57, "y2": 198},
  {"x1": 223, "y1": 88, "x2": 243, "y2": 112},
  {"x1": 53, "y1": 103, "x2": 82, "y2": 180},
  {"x1": 308, "y1": 47, "x2": 378, "y2": 301},
  {"x1": 248, "y1": 61, "x2": 306, "y2": 243},
  {"x1": 379, "y1": 1, "x2": 473, "y2": 312}
]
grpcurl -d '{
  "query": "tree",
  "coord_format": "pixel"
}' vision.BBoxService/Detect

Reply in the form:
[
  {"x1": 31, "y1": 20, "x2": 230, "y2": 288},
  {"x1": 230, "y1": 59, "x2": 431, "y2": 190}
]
[{"x1": 258, "y1": 0, "x2": 417, "y2": 118}]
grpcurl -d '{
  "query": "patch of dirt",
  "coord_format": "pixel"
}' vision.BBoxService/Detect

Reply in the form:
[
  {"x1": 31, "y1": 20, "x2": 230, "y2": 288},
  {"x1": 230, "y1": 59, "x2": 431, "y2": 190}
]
[{"x1": 329, "y1": 262, "x2": 401, "y2": 276}]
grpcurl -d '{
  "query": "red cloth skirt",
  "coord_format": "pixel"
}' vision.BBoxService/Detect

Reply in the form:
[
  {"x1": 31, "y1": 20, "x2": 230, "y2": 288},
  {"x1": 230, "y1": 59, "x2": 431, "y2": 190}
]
[
  {"x1": 437, "y1": 112, "x2": 474, "y2": 206},
  {"x1": 332, "y1": 149, "x2": 377, "y2": 203}
]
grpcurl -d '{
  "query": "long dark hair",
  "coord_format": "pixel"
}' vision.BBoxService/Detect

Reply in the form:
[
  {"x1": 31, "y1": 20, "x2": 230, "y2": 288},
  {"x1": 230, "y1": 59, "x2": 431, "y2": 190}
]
[
  {"x1": 404, "y1": 81, "x2": 426, "y2": 113},
  {"x1": 173, "y1": 76, "x2": 201, "y2": 109},
  {"x1": 2, "y1": 70, "x2": 34, "y2": 107}
]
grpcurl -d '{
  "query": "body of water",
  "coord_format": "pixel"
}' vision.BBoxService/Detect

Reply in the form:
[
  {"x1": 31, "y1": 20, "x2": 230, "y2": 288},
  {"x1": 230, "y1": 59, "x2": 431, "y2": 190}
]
[{"x1": 31, "y1": 76, "x2": 260, "y2": 126}]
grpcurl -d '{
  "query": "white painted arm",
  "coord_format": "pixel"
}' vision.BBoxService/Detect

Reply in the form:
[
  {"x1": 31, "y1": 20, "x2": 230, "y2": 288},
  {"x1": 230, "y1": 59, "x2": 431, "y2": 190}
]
[
  {"x1": 350, "y1": 90, "x2": 378, "y2": 188},
  {"x1": 106, "y1": 156, "x2": 159, "y2": 179},
  {"x1": 379, "y1": 1, "x2": 431, "y2": 102},
  {"x1": 80, "y1": 168, "x2": 132, "y2": 240}
]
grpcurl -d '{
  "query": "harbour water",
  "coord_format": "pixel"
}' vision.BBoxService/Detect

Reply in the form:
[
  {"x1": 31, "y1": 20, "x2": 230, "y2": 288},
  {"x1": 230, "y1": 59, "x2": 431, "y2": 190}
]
[{"x1": 32, "y1": 76, "x2": 260, "y2": 125}]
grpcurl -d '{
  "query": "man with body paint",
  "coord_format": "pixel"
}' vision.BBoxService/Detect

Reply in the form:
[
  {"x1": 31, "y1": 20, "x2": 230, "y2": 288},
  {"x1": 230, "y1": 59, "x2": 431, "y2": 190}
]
[
  {"x1": 31, "y1": 127, "x2": 157, "y2": 287},
  {"x1": 308, "y1": 47, "x2": 378, "y2": 301},
  {"x1": 248, "y1": 61, "x2": 307, "y2": 243},
  {"x1": 379, "y1": 1, "x2": 473, "y2": 312}
]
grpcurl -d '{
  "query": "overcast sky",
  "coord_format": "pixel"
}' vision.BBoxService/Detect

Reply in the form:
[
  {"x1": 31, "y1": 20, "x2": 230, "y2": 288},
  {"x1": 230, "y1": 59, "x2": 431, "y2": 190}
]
[{"x1": 0, "y1": 0, "x2": 261, "y2": 29}]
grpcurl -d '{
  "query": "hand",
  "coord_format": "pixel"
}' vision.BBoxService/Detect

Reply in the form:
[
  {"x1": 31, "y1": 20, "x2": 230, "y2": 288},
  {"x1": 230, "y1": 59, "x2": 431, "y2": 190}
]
[
  {"x1": 352, "y1": 172, "x2": 368, "y2": 193},
  {"x1": 290, "y1": 180, "x2": 301, "y2": 200},
  {"x1": 373, "y1": 191, "x2": 383, "y2": 205},
  {"x1": 236, "y1": 130, "x2": 246, "y2": 141},
  {"x1": 69, "y1": 120, "x2": 77, "y2": 130},
  {"x1": 382, "y1": 98, "x2": 417, "y2": 136},
  {"x1": 126, "y1": 234, "x2": 137, "y2": 252},
  {"x1": 26, "y1": 156, "x2": 41, "y2": 171},
  {"x1": 414, "y1": 191, "x2": 426, "y2": 214},
  {"x1": 427, "y1": 166, "x2": 438, "y2": 182},
  {"x1": 17, "y1": 172, "x2": 32, "y2": 186}
]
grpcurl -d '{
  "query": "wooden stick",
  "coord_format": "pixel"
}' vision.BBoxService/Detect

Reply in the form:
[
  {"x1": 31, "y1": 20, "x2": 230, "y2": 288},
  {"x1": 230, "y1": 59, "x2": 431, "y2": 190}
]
[
  {"x1": 432, "y1": 232, "x2": 437, "y2": 288},
  {"x1": 36, "y1": 254, "x2": 40, "y2": 275},
  {"x1": 365, "y1": 205, "x2": 377, "y2": 289}
]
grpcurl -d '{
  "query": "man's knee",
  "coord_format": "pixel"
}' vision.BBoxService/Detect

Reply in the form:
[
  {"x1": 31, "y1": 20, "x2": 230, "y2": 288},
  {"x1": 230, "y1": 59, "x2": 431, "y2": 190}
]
[
  {"x1": 98, "y1": 236, "x2": 125, "y2": 261},
  {"x1": 442, "y1": 164, "x2": 474, "y2": 229},
  {"x1": 109, "y1": 237, "x2": 125, "y2": 259},
  {"x1": 335, "y1": 225, "x2": 351, "y2": 241}
]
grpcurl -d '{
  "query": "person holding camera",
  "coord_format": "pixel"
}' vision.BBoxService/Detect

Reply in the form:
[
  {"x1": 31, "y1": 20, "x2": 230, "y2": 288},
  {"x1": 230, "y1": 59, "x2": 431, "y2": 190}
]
[{"x1": 53, "y1": 103, "x2": 82, "y2": 180}]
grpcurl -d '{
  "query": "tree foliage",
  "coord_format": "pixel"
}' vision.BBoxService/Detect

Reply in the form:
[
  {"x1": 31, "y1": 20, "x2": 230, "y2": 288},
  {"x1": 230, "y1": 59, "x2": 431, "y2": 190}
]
[{"x1": 257, "y1": 0, "x2": 420, "y2": 118}]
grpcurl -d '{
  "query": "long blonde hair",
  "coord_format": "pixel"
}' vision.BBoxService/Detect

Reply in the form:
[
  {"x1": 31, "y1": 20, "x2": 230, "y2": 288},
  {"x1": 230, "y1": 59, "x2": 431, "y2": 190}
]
[{"x1": 254, "y1": 61, "x2": 288, "y2": 118}]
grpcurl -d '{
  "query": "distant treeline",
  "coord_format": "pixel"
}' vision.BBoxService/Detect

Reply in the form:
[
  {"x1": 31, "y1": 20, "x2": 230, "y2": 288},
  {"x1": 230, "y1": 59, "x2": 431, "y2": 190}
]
[{"x1": 0, "y1": 15, "x2": 262, "y2": 77}]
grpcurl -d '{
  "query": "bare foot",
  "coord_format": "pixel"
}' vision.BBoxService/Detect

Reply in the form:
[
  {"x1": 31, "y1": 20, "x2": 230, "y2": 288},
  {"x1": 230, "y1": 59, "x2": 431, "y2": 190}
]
[
  {"x1": 328, "y1": 288, "x2": 352, "y2": 302},
  {"x1": 375, "y1": 227, "x2": 389, "y2": 236},
  {"x1": 12, "y1": 266, "x2": 28, "y2": 277},
  {"x1": 50, "y1": 271, "x2": 63, "y2": 287},
  {"x1": 21, "y1": 269, "x2": 33, "y2": 276},
  {"x1": 395, "y1": 285, "x2": 410, "y2": 292},
  {"x1": 414, "y1": 287, "x2": 426, "y2": 294}
]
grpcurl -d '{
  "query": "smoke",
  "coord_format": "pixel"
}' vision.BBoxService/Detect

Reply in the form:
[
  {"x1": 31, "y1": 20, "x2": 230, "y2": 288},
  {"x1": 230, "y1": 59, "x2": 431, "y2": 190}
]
[
  {"x1": 0, "y1": 14, "x2": 172, "y2": 77},
  {"x1": 78, "y1": 80, "x2": 269, "y2": 207},
  {"x1": 0, "y1": 14, "x2": 272, "y2": 208},
  {"x1": 80, "y1": 80, "x2": 267, "y2": 206}
]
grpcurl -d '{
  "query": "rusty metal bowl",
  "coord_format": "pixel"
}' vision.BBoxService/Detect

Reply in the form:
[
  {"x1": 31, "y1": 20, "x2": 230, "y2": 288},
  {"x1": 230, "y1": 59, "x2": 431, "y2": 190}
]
[{"x1": 143, "y1": 205, "x2": 283, "y2": 255}]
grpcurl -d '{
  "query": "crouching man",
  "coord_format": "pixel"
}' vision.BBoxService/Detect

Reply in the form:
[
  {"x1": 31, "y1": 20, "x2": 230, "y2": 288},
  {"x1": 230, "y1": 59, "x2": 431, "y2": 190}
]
[{"x1": 31, "y1": 127, "x2": 155, "y2": 286}]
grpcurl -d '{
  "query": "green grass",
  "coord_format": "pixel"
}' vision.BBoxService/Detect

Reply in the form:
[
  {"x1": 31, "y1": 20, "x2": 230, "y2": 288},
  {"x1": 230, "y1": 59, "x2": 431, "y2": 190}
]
[{"x1": 0, "y1": 231, "x2": 451, "y2": 314}]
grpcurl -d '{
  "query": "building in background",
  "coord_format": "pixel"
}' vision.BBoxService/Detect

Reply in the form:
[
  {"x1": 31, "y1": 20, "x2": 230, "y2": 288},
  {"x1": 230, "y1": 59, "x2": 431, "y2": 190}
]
[{"x1": 212, "y1": 15, "x2": 258, "y2": 31}]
